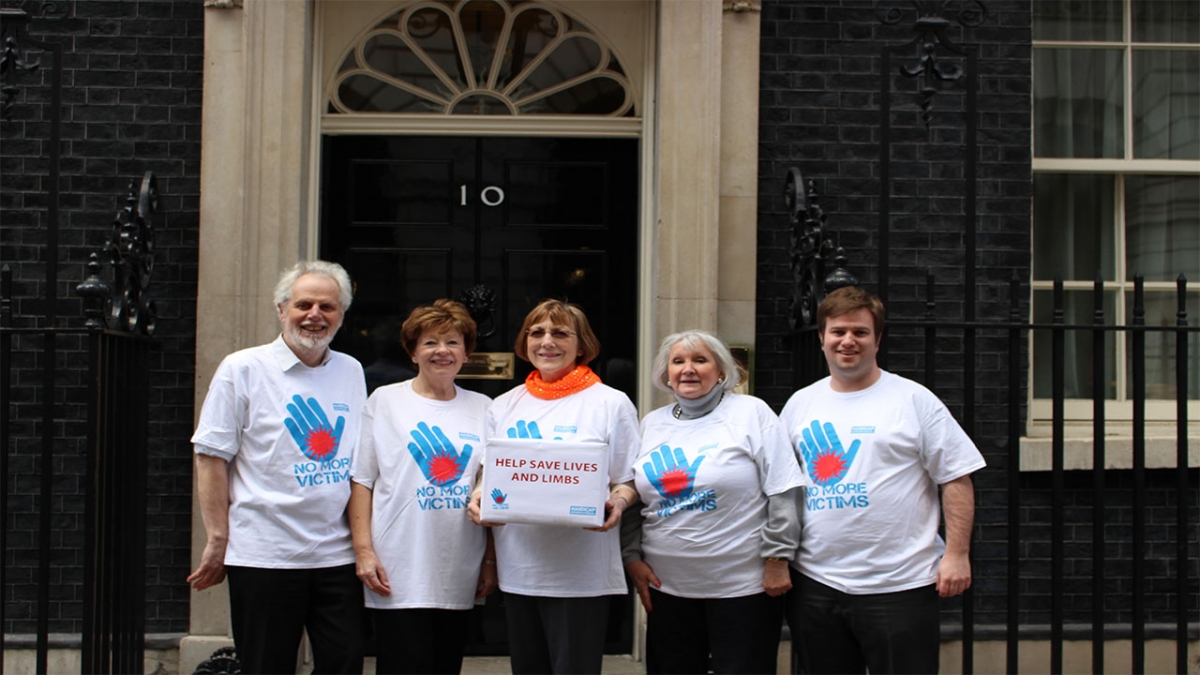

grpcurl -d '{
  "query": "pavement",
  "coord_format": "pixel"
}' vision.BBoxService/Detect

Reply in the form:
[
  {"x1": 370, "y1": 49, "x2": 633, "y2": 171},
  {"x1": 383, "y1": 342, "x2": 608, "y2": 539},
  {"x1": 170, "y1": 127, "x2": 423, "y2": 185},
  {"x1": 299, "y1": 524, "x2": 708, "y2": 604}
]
[
  {"x1": 457, "y1": 655, "x2": 646, "y2": 674},
  {"x1": 344, "y1": 655, "x2": 644, "y2": 674},
  {"x1": 350, "y1": 643, "x2": 793, "y2": 674}
]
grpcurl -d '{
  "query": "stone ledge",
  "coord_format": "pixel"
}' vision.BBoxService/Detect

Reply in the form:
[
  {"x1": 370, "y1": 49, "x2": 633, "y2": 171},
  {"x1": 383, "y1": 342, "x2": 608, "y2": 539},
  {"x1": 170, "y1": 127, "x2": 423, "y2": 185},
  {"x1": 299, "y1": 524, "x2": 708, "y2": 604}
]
[{"x1": 1019, "y1": 435, "x2": 1200, "y2": 471}]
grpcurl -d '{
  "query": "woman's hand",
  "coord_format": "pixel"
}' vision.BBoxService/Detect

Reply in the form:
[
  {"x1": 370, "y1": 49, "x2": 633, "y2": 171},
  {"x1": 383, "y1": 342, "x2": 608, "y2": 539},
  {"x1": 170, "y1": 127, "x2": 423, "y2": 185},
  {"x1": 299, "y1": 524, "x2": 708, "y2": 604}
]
[
  {"x1": 475, "y1": 559, "x2": 498, "y2": 599},
  {"x1": 763, "y1": 558, "x2": 792, "y2": 597},
  {"x1": 585, "y1": 494, "x2": 628, "y2": 532},
  {"x1": 625, "y1": 559, "x2": 661, "y2": 611},
  {"x1": 468, "y1": 490, "x2": 503, "y2": 527},
  {"x1": 356, "y1": 548, "x2": 392, "y2": 597}
]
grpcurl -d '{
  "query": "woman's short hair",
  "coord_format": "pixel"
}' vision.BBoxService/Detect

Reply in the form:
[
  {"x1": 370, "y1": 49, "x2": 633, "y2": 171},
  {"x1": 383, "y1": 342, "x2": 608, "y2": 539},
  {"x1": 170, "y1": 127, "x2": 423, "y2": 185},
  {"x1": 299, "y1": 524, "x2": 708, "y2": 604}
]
[
  {"x1": 817, "y1": 286, "x2": 886, "y2": 336},
  {"x1": 650, "y1": 329, "x2": 741, "y2": 394},
  {"x1": 513, "y1": 299, "x2": 601, "y2": 366},
  {"x1": 400, "y1": 299, "x2": 478, "y2": 358},
  {"x1": 273, "y1": 260, "x2": 354, "y2": 311}
]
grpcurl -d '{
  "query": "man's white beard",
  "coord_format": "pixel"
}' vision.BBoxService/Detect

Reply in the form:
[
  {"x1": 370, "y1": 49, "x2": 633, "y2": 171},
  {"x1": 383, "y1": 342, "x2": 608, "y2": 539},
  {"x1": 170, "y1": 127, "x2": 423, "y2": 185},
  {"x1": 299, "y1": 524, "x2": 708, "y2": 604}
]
[{"x1": 286, "y1": 322, "x2": 335, "y2": 352}]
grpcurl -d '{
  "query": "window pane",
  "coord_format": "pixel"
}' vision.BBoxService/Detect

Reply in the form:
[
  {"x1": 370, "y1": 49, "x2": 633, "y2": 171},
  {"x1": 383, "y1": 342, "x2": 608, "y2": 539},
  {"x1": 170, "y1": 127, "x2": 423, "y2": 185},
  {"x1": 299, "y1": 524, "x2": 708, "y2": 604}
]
[
  {"x1": 1033, "y1": 0, "x2": 1122, "y2": 41},
  {"x1": 499, "y1": 9, "x2": 562, "y2": 90},
  {"x1": 1125, "y1": 175, "x2": 1200, "y2": 281},
  {"x1": 1033, "y1": 174, "x2": 1116, "y2": 280},
  {"x1": 405, "y1": 8, "x2": 468, "y2": 91},
  {"x1": 459, "y1": 0, "x2": 507, "y2": 86},
  {"x1": 1125, "y1": 292, "x2": 1200, "y2": 399},
  {"x1": 364, "y1": 32, "x2": 456, "y2": 100},
  {"x1": 337, "y1": 75, "x2": 442, "y2": 113},
  {"x1": 1033, "y1": 290, "x2": 1118, "y2": 399},
  {"x1": 1133, "y1": 50, "x2": 1200, "y2": 159},
  {"x1": 1132, "y1": 0, "x2": 1200, "y2": 43},
  {"x1": 519, "y1": 77, "x2": 627, "y2": 115},
  {"x1": 1034, "y1": 48, "x2": 1125, "y2": 158}
]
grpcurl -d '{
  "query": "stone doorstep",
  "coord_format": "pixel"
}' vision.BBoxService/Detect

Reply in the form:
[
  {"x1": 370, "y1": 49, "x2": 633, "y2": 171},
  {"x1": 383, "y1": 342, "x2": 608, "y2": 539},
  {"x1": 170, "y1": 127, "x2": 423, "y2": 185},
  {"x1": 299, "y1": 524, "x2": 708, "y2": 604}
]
[{"x1": 5, "y1": 633, "x2": 1197, "y2": 675}]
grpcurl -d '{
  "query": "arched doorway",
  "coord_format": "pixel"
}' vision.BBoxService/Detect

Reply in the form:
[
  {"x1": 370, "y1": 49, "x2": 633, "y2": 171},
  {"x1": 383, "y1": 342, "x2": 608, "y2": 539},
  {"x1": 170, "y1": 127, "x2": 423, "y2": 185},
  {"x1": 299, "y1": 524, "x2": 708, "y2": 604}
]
[{"x1": 316, "y1": 0, "x2": 648, "y2": 655}]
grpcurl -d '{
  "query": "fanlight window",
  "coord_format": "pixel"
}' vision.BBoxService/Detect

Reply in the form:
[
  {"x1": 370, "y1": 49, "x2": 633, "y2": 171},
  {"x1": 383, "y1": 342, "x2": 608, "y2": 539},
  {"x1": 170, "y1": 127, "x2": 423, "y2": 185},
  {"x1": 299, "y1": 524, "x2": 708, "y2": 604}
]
[{"x1": 329, "y1": 0, "x2": 635, "y2": 116}]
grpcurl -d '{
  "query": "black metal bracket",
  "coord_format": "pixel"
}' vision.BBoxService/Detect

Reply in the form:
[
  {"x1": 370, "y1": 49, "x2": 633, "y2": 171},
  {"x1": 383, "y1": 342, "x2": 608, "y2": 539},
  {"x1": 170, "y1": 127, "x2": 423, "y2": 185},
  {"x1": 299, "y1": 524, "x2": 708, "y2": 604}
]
[
  {"x1": 785, "y1": 167, "x2": 857, "y2": 332},
  {"x1": 879, "y1": 0, "x2": 987, "y2": 126},
  {"x1": 76, "y1": 172, "x2": 159, "y2": 335},
  {"x1": 0, "y1": 2, "x2": 70, "y2": 119}
]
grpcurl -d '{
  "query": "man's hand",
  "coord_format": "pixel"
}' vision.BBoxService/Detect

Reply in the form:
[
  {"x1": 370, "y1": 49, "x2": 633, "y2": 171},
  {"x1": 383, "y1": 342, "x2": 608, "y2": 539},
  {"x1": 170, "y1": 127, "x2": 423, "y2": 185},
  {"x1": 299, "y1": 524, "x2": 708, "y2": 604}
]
[
  {"x1": 763, "y1": 558, "x2": 792, "y2": 597},
  {"x1": 799, "y1": 420, "x2": 861, "y2": 485},
  {"x1": 189, "y1": 453, "x2": 230, "y2": 591},
  {"x1": 643, "y1": 445, "x2": 705, "y2": 499},
  {"x1": 187, "y1": 538, "x2": 227, "y2": 591},
  {"x1": 938, "y1": 475, "x2": 976, "y2": 597},
  {"x1": 356, "y1": 548, "x2": 392, "y2": 597},
  {"x1": 936, "y1": 550, "x2": 972, "y2": 597},
  {"x1": 284, "y1": 395, "x2": 345, "y2": 461},
  {"x1": 625, "y1": 559, "x2": 661, "y2": 612},
  {"x1": 407, "y1": 422, "x2": 472, "y2": 486}
]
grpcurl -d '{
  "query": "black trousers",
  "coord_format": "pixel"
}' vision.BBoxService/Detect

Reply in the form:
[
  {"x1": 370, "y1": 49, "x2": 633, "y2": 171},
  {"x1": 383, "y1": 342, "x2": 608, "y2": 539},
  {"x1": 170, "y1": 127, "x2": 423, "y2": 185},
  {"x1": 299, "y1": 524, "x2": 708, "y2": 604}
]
[
  {"x1": 504, "y1": 593, "x2": 611, "y2": 674},
  {"x1": 371, "y1": 607, "x2": 470, "y2": 674},
  {"x1": 785, "y1": 569, "x2": 940, "y2": 675},
  {"x1": 225, "y1": 563, "x2": 364, "y2": 675},
  {"x1": 645, "y1": 588, "x2": 783, "y2": 675}
]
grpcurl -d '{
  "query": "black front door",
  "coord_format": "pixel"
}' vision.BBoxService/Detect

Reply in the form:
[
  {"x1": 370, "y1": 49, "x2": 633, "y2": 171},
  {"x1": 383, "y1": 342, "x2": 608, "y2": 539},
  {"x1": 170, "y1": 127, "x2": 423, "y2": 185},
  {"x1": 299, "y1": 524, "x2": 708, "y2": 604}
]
[
  {"x1": 321, "y1": 135, "x2": 639, "y2": 402},
  {"x1": 320, "y1": 134, "x2": 638, "y2": 654}
]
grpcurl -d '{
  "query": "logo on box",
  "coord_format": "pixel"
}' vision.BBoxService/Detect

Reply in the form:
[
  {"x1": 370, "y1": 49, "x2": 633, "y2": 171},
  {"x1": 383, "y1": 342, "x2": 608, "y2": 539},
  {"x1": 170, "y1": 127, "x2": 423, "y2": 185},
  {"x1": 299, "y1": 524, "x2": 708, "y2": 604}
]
[
  {"x1": 490, "y1": 488, "x2": 510, "y2": 510},
  {"x1": 569, "y1": 505, "x2": 597, "y2": 516}
]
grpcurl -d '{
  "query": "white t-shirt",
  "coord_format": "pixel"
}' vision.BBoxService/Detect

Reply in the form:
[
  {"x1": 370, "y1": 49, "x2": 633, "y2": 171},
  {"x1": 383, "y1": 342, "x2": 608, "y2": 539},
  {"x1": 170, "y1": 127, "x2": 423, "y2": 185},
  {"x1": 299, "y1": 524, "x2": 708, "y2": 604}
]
[
  {"x1": 351, "y1": 381, "x2": 491, "y2": 610},
  {"x1": 486, "y1": 382, "x2": 639, "y2": 597},
  {"x1": 634, "y1": 393, "x2": 806, "y2": 598},
  {"x1": 779, "y1": 370, "x2": 986, "y2": 594},
  {"x1": 192, "y1": 336, "x2": 366, "y2": 569}
]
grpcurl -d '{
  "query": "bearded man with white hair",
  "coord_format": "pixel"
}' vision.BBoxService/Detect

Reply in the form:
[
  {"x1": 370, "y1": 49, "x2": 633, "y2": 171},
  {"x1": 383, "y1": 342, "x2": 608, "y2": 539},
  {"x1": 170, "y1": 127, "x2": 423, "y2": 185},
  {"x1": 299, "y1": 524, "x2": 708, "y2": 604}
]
[{"x1": 188, "y1": 260, "x2": 367, "y2": 674}]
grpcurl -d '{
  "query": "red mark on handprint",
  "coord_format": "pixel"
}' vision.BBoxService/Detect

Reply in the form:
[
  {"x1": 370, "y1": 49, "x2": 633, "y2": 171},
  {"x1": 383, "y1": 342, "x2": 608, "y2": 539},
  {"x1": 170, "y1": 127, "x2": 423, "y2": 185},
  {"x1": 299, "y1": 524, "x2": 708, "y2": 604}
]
[
  {"x1": 644, "y1": 445, "x2": 705, "y2": 500},
  {"x1": 812, "y1": 452, "x2": 848, "y2": 484},
  {"x1": 658, "y1": 468, "x2": 692, "y2": 498},
  {"x1": 427, "y1": 453, "x2": 462, "y2": 486},
  {"x1": 306, "y1": 428, "x2": 338, "y2": 461}
]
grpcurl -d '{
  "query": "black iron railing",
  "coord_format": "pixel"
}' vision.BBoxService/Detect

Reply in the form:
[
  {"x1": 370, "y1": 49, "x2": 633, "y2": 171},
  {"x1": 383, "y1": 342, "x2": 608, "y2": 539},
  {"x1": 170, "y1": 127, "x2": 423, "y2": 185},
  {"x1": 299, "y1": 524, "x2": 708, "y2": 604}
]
[
  {"x1": 80, "y1": 329, "x2": 151, "y2": 674},
  {"x1": 0, "y1": 169, "x2": 158, "y2": 674},
  {"x1": 898, "y1": 273, "x2": 1194, "y2": 675},
  {"x1": 787, "y1": 170, "x2": 1196, "y2": 675}
]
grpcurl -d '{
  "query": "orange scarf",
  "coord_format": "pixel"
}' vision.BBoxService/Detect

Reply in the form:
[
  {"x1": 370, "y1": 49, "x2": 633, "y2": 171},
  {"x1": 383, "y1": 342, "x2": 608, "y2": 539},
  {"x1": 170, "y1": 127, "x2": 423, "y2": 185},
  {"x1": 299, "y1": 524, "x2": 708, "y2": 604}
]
[{"x1": 525, "y1": 365, "x2": 601, "y2": 400}]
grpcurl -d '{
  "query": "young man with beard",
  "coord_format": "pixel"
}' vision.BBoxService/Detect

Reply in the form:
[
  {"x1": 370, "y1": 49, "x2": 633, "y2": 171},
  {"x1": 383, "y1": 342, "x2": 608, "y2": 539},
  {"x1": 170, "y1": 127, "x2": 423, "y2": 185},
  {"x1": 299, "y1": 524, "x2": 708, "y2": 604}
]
[
  {"x1": 188, "y1": 260, "x2": 368, "y2": 674},
  {"x1": 780, "y1": 286, "x2": 985, "y2": 674}
]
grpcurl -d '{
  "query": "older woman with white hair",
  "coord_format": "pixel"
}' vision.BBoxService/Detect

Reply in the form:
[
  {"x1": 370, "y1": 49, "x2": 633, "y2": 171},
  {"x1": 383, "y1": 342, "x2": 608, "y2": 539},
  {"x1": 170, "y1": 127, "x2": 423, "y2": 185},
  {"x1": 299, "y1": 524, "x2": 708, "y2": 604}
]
[{"x1": 622, "y1": 330, "x2": 807, "y2": 674}]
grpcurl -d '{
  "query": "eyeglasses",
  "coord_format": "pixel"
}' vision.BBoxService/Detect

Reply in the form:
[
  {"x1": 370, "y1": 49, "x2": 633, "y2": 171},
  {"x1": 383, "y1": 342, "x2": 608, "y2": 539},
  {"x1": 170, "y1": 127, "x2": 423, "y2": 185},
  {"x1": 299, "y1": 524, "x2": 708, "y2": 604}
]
[{"x1": 526, "y1": 328, "x2": 576, "y2": 341}]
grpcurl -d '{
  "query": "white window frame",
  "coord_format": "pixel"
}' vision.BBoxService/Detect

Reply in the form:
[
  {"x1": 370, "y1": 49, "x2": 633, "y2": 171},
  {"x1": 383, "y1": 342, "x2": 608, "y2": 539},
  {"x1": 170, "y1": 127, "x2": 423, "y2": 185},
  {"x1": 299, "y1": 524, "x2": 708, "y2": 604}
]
[{"x1": 1027, "y1": 0, "x2": 1200, "y2": 467}]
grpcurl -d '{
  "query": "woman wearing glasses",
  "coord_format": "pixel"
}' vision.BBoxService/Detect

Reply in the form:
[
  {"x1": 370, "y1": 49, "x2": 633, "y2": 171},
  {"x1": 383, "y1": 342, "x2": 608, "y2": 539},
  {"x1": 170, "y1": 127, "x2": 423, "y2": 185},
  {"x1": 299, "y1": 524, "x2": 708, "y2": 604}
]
[
  {"x1": 469, "y1": 299, "x2": 639, "y2": 675},
  {"x1": 622, "y1": 330, "x2": 806, "y2": 674}
]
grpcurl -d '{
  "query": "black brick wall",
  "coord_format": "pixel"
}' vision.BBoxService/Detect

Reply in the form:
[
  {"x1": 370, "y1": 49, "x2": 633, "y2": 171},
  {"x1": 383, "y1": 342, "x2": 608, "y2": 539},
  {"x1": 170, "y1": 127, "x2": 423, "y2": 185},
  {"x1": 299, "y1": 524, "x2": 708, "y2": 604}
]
[
  {"x1": 1, "y1": 0, "x2": 1194, "y2": 644},
  {"x1": 1, "y1": 0, "x2": 201, "y2": 634},
  {"x1": 757, "y1": 0, "x2": 1198, "y2": 632}
]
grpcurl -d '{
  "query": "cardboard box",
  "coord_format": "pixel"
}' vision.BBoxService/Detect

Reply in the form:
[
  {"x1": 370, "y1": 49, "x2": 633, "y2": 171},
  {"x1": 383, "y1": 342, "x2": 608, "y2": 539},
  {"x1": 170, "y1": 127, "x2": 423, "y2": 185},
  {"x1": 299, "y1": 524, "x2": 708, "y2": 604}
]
[{"x1": 479, "y1": 439, "x2": 610, "y2": 527}]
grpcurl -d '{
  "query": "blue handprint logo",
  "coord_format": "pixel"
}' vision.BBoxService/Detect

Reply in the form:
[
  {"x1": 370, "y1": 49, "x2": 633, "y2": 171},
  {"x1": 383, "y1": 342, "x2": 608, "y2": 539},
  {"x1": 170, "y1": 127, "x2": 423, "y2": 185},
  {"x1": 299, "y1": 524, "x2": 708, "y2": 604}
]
[
  {"x1": 490, "y1": 488, "x2": 507, "y2": 504},
  {"x1": 407, "y1": 422, "x2": 473, "y2": 487},
  {"x1": 643, "y1": 445, "x2": 705, "y2": 499},
  {"x1": 799, "y1": 420, "x2": 861, "y2": 485},
  {"x1": 506, "y1": 420, "x2": 542, "y2": 439},
  {"x1": 285, "y1": 395, "x2": 344, "y2": 461}
]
